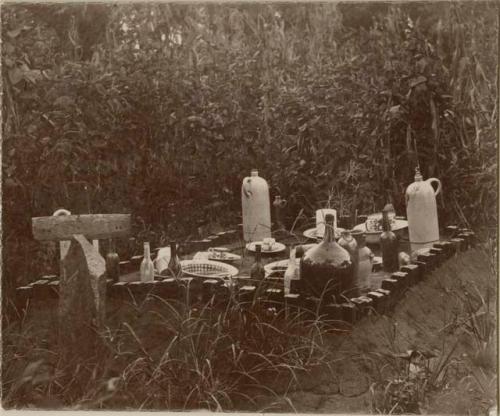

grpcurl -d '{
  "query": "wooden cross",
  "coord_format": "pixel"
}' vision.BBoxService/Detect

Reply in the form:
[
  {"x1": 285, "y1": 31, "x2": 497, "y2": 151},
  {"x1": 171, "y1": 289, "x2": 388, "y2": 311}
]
[{"x1": 32, "y1": 213, "x2": 131, "y2": 357}]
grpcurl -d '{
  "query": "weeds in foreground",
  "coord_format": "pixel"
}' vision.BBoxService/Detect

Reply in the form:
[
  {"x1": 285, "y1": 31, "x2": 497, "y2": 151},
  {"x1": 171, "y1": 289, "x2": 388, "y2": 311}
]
[
  {"x1": 369, "y1": 243, "x2": 497, "y2": 415},
  {"x1": 368, "y1": 341, "x2": 461, "y2": 415},
  {"x1": 2, "y1": 290, "x2": 333, "y2": 411}
]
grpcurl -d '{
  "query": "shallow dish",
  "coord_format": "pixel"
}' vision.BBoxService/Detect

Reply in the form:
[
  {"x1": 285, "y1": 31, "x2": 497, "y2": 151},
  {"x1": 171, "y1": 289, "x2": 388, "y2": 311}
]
[
  {"x1": 264, "y1": 258, "x2": 300, "y2": 277},
  {"x1": 352, "y1": 219, "x2": 408, "y2": 244},
  {"x1": 207, "y1": 252, "x2": 241, "y2": 262},
  {"x1": 303, "y1": 227, "x2": 345, "y2": 240},
  {"x1": 246, "y1": 241, "x2": 286, "y2": 254},
  {"x1": 180, "y1": 259, "x2": 239, "y2": 279},
  {"x1": 193, "y1": 251, "x2": 242, "y2": 263}
]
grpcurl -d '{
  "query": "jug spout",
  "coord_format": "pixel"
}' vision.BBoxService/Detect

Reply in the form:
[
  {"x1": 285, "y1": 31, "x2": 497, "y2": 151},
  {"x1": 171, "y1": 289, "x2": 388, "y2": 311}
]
[{"x1": 414, "y1": 166, "x2": 423, "y2": 182}]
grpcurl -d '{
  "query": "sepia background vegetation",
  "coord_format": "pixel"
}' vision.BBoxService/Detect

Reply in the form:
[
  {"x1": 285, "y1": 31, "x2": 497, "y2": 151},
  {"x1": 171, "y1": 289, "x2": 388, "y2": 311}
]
[{"x1": 3, "y1": 2, "x2": 498, "y2": 291}]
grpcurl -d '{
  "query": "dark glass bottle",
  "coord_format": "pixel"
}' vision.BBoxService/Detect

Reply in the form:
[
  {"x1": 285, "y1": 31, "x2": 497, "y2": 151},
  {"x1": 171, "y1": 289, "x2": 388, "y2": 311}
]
[
  {"x1": 167, "y1": 241, "x2": 182, "y2": 278},
  {"x1": 105, "y1": 239, "x2": 120, "y2": 282},
  {"x1": 128, "y1": 237, "x2": 137, "y2": 259},
  {"x1": 300, "y1": 214, "x2": 354, "y2": 301},
  {"x1": 380, "y1": 205, "x2": 399, "y2": 272},
  {"x1": 250, "y1": 244, "x2": 266, "y2": 280}
]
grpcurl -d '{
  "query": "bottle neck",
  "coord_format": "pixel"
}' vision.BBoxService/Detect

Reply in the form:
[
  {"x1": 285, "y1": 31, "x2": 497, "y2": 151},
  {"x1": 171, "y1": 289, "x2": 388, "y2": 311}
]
[
  {"x1": 382, "y1": 212, "x2": 391, "y2": 232},
  {"x1": 108, "y1": 238, "x2": 115, "y2": 253},
  {"x1": 255, "y1": 245, "x2": 262, "y2": 262},
  {"x1": 170, "y1": 242, "x2": 177, "y2": 257},
  {"x1": 323, "y1": 219, "x2": 335, "y2": 243},
  {"x1": 341, "y1": 230, "x2": 352, "y2": 241},
  {"x1": 356, "y1": 235, "x2": 366, "y2": 247},
  {"x1": 143, "y1": 243, "x2": 150, "y2": 258}
]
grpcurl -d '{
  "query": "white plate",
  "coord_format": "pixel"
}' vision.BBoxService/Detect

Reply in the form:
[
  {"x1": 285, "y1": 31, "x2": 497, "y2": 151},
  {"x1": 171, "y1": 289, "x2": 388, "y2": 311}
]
[
  {"x1": 207, "y1": 253, "x2": 241, "y2": 262},
  {"x1": 264, "y1": 258, "x2": 300, "y2": 277},
  {"x1": 246, "y1": 241, "x2": 286, "y2": 254},
  {"x1": 352, "y1": 219, "x2": 408, "y2": 244},
  {"x1": 303, "y1": 227, "x2": 345, "y2": 240},
  {"x1": 193, "y1": 251, "x2": 241, "y2": 262}
]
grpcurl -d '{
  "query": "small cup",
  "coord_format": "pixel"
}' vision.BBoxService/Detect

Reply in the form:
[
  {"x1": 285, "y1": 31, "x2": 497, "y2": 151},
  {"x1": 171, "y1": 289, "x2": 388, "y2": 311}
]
[
  {"x1": 262, "y1": 238, "x2": 275, "y2": 251},
  {"x1": 208, "y1": 247, "x2": 229, "y2": 259}
]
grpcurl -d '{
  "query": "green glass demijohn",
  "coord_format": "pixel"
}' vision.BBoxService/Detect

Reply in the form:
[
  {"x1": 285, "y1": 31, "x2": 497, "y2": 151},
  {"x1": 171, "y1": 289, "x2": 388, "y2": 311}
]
[{"x1": 299, "y1": 213, "x2": 354, "y2": 300}]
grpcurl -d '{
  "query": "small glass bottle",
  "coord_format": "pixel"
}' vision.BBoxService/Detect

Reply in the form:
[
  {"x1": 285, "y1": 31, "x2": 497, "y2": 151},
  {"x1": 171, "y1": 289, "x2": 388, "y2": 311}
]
[
  {"x1": 352, "y1": 231, "x2": 374, "y2": 292},
  {"x1": 273, "y1": 195, "x2": 286, "y2": 231},
  {"x1": 128, "y1": 237, "x2": 137, "y2": 259},
  {"x1": 167, "y1": 241, "x2": 182, "y2": 278},
  {"x1": 380, "y1": 204, "x2": 399, "y2": 272},
  {"x1": 338, "y1": 229, "x2": 359, "y2": 283},
  {"x1": 105, "y1": 238, "x2": 120, "y2": 282},
  {"x1": 284, "y1": 246, "x2": 299, "y2": 295},
  {"x1": 250, "y1": 244, "x2": 266, "y2": 280},
  {"x1": 140, "y1": 242, "x2": 154, "y2": 282}
]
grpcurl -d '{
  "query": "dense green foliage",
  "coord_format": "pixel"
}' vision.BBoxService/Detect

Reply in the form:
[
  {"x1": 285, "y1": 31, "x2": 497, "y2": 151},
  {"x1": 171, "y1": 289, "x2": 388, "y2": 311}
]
[{"x1": 2, "y1": 2, "x2": 498, "y2": 290}]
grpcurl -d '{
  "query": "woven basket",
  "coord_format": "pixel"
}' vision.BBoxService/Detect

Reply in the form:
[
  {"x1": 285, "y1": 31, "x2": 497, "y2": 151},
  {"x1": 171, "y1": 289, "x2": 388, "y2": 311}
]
[{"x1": 180, "y1": 260, "x2": 238, "y2": 279}]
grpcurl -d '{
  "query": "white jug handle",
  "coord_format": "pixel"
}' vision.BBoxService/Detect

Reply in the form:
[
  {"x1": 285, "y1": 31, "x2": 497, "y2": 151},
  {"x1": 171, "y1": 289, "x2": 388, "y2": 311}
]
[
  {"x1": 428, "y1": 178, "x2": 442, "y2": 196},
  {"x1": 243, "y1": 178, "x2": 252, "y2": 198},
  {"x1": 53, "y1": 208, "x2": 71, "y2": 216}
]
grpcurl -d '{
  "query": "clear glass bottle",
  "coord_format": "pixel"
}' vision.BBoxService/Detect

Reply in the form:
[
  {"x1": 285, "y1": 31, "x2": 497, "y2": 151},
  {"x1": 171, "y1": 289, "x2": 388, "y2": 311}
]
[
  {"x1": 105, "y1": 238, "x2": 120, "y2": 282},
  {"x1": 338, "y1": 229, "x2": 359, "y2": 284},
  {"x1": 140, "y1": 242, "x2": 154, "y2": 282},
  {"x1": 380, "y1": 205, "x2": 399, "y2": 272},
  {"x1": 284, "y1": 246, "x2": 299, "y2": 295},
  {"x1": 167, "y1": 241, "x2": 182, "y2": 278},
  {"x1": 250, "y1": 244, "x2": 266, "y2": 280},
  {"x1": 273, "y1": 195, "x2": 286, "y2": 231},
  {"x1": 351, "y1": 231, "x2": 374, "y2": 292},
  {"x1": 300, "y1": 213, "x2": 354, "y2": 300}
]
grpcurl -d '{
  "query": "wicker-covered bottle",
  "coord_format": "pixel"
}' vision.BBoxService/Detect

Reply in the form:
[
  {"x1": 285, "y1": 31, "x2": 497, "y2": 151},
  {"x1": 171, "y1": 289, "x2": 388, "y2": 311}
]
[{"x1": 300, "y1": 214, "x2": 354, "y2": 300}]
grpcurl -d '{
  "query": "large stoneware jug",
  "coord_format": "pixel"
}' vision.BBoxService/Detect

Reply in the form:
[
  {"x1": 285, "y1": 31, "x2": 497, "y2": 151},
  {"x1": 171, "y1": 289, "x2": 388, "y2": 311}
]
[
  {"x1": 405, "y1": 167, "x2": 442, "y2": 253},
  {"x1": 241, "y1": 169, "x2": 271, "y2": 242}
]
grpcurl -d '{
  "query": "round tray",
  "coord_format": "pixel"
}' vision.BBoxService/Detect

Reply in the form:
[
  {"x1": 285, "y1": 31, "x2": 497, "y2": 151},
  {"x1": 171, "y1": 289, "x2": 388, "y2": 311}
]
[
  {"x1": 180, "y1": 259, "x2": 239, "y2": 279},
  {"x1": 303, "y1": 227, "x2": 345, "y2": 240},
  {"x1": 246, "y1": 241, "x2": 286, "y2": 254},
  {"x1": 193, "y1": 251, "x2": 241, "y2": 263},
  {"x1": 207, "y1": 253, "x2": 241, "y2": 262}
]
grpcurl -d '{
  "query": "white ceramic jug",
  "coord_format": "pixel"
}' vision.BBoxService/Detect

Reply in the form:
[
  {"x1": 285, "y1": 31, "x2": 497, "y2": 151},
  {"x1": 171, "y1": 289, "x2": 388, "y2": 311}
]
[
  {"x1": 241, "y1": 169, "x2": 271, "y2": 242},
  {"x1": 405, "y1": 167, "x2": 442, "y2": 254}
]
